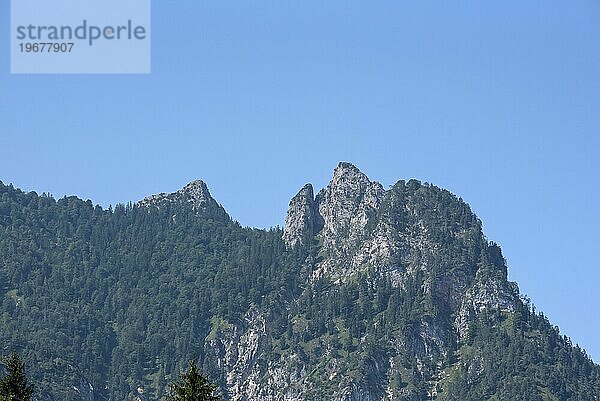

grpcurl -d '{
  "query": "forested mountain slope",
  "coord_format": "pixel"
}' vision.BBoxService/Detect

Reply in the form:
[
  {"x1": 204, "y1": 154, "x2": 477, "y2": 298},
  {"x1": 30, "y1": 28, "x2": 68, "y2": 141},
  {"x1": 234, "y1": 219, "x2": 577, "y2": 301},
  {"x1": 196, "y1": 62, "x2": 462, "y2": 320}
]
[{"x1": 0, "y1": 163, "x2": 598, "y2": 401}]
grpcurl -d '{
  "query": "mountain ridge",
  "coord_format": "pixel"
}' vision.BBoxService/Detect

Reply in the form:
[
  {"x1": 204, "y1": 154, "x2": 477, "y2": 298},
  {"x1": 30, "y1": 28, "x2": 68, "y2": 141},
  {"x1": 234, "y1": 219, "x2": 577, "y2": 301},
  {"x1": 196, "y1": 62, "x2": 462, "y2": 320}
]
[{"x1": 0, "y1": 164, "x2": 598, "y2": 401}]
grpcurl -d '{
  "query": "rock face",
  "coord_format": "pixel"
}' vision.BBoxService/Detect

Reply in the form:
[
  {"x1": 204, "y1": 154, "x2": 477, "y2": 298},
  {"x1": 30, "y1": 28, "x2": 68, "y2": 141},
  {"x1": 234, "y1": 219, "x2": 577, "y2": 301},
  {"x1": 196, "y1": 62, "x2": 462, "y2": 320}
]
[
  {"x1": 137, "y1": 180, "x2": 220, "y2": 212},
  {"x1": 314, "y1": 162, "x2": 386, "y2": 278},
  {"x1": 282, "y1": 184, "x2": 322, "y2": 248},
  {"x1": 223, "y1": 161, "x2": 521, "y2": 400},
  {"x1": 283, "y1": 163, "x2": 393, "y2": 278},
  {"x1": 455, "y1": 272, "x2": 519, "y2": 338},
  {"x1": 283, "y1": 163, "x2": 517, "y2": 318}
]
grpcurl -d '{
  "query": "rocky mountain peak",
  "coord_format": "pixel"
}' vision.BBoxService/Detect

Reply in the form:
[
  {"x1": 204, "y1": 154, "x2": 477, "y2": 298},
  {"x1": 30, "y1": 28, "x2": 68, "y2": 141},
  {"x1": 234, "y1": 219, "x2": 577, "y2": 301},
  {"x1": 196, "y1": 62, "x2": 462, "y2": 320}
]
[
  {"x1": 282, "y1": 184, "x2": 323, "y2": 248},
  {"x1": 332, "y1": 161, "x2": 364, "y2": 176},
  {"x1": 318, "y1": 162, "x2": 384, "y2": 217},
  {"x1": 314, "y1": 162, "x2": 386, "y2": 275},
  {"x1": 137, "y1": 179, "x2": 217, "y2": 211},
  {"x1": 282, "y1": 162, "x2": 388, "y2": 279},
  {"x1": 180, "y1": 179, "x2": 212, "y2": 205},
  {"x1": 283, "y1": 162, "x2": 518, "y2": 321},
  {"x1": 328, "y1": 162, "x2": 375, "y2": 192},
  {"x1": 282, "y1": 163, "x2": 385, "y2": 250}
]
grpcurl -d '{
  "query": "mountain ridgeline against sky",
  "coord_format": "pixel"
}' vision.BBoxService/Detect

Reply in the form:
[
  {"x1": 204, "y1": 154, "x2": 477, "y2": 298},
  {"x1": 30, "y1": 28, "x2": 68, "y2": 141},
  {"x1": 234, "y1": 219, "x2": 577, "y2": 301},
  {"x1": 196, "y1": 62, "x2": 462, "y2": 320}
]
[{"x1": 0, "y1": 163, "x2": 598, "y2": 401}]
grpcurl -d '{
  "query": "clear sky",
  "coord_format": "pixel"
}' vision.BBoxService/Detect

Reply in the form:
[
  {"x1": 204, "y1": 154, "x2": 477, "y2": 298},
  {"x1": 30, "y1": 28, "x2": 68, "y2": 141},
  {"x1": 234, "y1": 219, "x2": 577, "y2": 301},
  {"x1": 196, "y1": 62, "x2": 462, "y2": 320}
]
[{"x1": 1, "y1": 1, "x2": 598, "y2": 361}]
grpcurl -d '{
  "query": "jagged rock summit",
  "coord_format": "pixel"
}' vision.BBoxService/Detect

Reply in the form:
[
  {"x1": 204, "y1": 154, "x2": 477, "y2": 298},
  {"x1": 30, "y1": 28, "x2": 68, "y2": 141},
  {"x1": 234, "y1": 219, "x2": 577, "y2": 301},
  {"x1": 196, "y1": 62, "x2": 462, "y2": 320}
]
[
  {"x1": 284, "y1": 162, "x2": 518, "y2": 335},
  {"x1": 282, "y1": 183, "x2": 322, "y2": 248},
  {"x1": 283, "y1": 162, "x2": 384, "y2": 248},
  {"x1": 137, "y1": 179, "x2": 220, "y2": 212}
]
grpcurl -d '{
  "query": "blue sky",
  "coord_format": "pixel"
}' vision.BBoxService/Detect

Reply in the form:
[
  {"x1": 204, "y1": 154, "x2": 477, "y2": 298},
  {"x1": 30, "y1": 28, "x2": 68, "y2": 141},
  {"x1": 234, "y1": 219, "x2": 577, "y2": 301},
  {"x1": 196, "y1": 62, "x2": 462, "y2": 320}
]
[{"x1": 1, "y1": 1, "x2": 599, "y2": 361}]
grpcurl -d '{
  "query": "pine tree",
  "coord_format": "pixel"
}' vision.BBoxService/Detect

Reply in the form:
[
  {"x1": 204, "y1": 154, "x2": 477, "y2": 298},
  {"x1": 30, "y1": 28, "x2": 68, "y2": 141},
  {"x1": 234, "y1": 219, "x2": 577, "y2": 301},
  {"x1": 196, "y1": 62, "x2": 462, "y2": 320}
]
[
  {"x1": 0, "y1": 353, "x2": 34, "y2": 401},
  {"x1": 166, "y1": 360, "x2": 219, "y2": 401}
]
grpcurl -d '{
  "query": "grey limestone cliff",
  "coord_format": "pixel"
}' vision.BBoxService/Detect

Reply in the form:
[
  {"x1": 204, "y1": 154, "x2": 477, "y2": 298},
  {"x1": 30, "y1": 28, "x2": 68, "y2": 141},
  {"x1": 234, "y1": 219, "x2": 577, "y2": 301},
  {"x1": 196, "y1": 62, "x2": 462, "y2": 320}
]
[
  {"x1": 282, "y1": 184, "x2": 323, "y2": 248},
  {"x1": 137, "y1": 179, "x2": 220, "y2": 212}
]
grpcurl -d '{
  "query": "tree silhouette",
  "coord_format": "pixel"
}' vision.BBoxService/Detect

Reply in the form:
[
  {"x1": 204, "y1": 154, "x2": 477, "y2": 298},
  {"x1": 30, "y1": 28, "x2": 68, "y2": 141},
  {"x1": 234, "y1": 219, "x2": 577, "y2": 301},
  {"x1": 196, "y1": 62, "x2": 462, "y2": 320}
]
[
  {"x1": 166, "y1": 360, "x2": 219, "y2": 401},
  {"x1": 0, "y1": 353, "x2": 34, "y2": 401}
]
